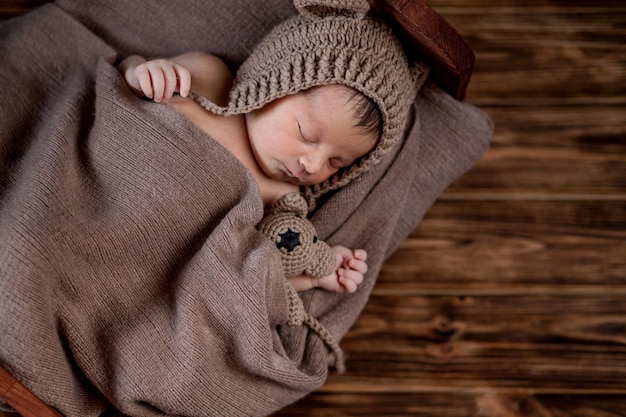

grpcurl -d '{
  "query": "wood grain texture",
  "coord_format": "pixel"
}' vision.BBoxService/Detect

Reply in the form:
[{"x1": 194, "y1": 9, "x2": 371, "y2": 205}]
[
  {"x1": 337, "y1": 293, "x2": 626, "y2": 387},
  {"x1": 276, "y1": 393, "x2": 626, "y2": 416},
  {"x1": 0, "y1": 0, "x2": 47, "y2": 18},
  {"x1": 446, "y1": 105, "x2": 626, "y2": 196},
  {"x1": 0, "y1": 367, "x2": 62, "y2": 417},
  {"x1": 370, "y1": 0, "x2": 475, "y2": 100},
  {"x1": 371, "y1": 196, "x2": 626, "y2": 295}
]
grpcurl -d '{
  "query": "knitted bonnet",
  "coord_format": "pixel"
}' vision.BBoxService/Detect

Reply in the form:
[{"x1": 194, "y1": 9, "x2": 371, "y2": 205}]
[{"x1": 191, "y1": 0, "x2": 429, "y2": 208}]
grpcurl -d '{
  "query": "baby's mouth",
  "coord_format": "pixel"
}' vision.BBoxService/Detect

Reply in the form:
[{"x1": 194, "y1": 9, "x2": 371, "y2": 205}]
[
  {"x1": 286, "y1": 166, "x2": 312, "y2": 185},
  {"x1": 284, "y1": 164, "x2": 301, "y2": 180}
]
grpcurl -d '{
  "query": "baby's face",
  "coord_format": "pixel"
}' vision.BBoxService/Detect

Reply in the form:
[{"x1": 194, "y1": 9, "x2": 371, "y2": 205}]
[{"x1": 245, "y1": 84, "x2": 375, "y2": 186}]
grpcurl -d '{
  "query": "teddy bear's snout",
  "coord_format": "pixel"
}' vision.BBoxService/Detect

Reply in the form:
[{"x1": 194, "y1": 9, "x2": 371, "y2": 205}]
[{"x1": 276, "y1": 227, "x2": 302, "y2": 252}]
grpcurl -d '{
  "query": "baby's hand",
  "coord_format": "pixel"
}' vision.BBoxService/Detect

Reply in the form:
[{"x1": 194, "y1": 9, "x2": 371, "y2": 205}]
[
  {"x1": 119, "y1": 56, "x2": 191, "y2": 102},
  {"x1": 316, "y1": 246, "x2": 368, "y2": 293}
]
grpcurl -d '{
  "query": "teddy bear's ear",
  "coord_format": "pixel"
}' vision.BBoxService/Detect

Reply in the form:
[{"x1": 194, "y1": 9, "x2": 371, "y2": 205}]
[{"x1": 271, "y1": 192, "x2": 309, "y2": 216}]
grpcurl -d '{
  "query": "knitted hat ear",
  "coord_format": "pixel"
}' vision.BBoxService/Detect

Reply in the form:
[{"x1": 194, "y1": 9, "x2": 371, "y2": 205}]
[{"x1": 294, "y1": 0, "x2": 370, "y2": 19}]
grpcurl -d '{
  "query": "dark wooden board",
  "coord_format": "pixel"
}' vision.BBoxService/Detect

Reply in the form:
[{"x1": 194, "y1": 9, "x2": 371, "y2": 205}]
[
  {"x1": 0, "y1": 0, "x2": 48, "y2": 18},
  {"x1": 370, "y1": 0, "x2": 475, "y2": 100},
  {"x1": 341, "y1": 293, "x2": 626, "y2": 387},
  {"x1": 276, "y1": 393, "x2": 626, "y2": 416}
]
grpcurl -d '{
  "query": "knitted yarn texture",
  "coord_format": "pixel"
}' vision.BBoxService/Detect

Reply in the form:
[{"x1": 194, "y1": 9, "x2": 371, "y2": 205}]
[
  {"x1": 257, "y1": 192, "x2": 343, "y2": 370},
  {"x1": 285, "y1": 282, "x2": 346, "y2": 373},
  {"x1": 190, "y1": 0, "x2": 429, "y2": 208},
  {"x1": 257, "y1": 192, "x2": 336, "y2": 278}
]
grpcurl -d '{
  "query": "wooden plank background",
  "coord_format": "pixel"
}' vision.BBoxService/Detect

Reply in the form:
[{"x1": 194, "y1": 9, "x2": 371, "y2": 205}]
[{"x1": 2, "y1": 0, "x2": 625, "y2": 416}]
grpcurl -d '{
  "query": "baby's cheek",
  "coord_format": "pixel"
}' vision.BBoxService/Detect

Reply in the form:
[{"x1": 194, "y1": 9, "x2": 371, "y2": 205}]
[{"x1": 318, "y1": 167, "x2": 340, "y2": 183}]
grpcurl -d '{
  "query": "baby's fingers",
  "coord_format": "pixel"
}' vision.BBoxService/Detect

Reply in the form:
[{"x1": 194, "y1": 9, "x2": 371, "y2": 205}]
[
  {"x1": 162, "y1": 63, "x2": 189, "y2": 100},
  {"x1": 353, "y1": 249, "x2": 367, "y2": 261},
  {"x1": 141, "y1": 60, "x2": 179, "y2": 102},
  {"x1": 145, "y1": 63, "x2": 168, "y2": 102},
  {"x1": 347, "y1": 257, "x2": 368, "y2": 275},
  {"x1": 339, "y1": 269, "x2": 364, "y2": 293},
  {"x1": 174, "y1": 64, "x2": 191, "y2": 98},
  {"x1": 134, "y1": 65, "x2": 154, "y2": 99},
  {"x1": 339, "y1": 277, "x2": 358, "y2": 293}
]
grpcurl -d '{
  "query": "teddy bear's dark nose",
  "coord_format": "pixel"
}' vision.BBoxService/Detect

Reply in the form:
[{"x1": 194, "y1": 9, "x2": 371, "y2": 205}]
[{"x1": 277, "y1": 228, "x2": 301, "y2": 252}]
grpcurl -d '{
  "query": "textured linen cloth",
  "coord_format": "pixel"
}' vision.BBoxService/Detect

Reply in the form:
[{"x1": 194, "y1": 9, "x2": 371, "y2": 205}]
[{"x1": 0, "y1": 1, "x2": 492, "y2": 416}]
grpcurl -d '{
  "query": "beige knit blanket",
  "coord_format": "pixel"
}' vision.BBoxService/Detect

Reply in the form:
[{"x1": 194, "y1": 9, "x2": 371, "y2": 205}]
[{"x1": 1, "y1": 3, "x2": 491, "y2": 417}]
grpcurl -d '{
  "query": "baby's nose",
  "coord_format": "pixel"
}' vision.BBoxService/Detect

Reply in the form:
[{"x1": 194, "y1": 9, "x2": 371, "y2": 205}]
[{"x1": 301, "y1": 153, "x2": 324, "y2": 175}]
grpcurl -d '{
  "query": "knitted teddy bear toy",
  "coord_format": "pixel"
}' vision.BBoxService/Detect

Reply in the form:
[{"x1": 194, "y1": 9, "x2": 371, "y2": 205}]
[
  {"x1": 257, "y1": 192, "x2": 336, "y2": 279},
  {"x1": 256, "y1": 192, "x2": 346, "y2": 372}
]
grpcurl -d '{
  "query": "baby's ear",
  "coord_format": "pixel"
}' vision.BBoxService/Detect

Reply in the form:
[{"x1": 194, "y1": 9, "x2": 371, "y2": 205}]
[
  {"x1": 271, "y1": 192, "x2": 309, "y2": 216},
  {"x1": 294, "y1": 0, "x2": 369, "y2": 20}
]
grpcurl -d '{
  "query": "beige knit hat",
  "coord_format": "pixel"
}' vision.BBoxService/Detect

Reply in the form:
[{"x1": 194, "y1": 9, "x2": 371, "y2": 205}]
[{"x1": 191, "y1": 0, "x2": 429, "y2": 209}]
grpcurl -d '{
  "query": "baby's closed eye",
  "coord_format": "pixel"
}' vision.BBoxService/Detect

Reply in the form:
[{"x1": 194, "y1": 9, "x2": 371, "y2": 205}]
[{"x1": 329, "y1": 157, "x2": 349, "y2": 169}]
